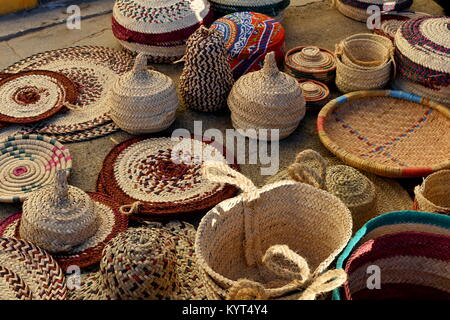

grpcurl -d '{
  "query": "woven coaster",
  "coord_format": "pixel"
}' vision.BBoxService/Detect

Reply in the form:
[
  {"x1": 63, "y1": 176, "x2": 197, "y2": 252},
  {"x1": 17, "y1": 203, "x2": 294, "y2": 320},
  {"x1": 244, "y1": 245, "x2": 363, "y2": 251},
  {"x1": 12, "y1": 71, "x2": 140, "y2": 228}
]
[
  {"x1": 0, "y1": 134, "x2": 72, "y2": 202},
  {"x1": 97, "y1": 136, "x2": 239, "y2": 220},
  {"x1": 0, "y1": 237, "x2": 67, "y2": 300},
  {"x1": 3, "y1": 46, "x2": 134, "y2": 137},
  {"x1": 0, "y1": 192, "x2": 128, "y2": 270},
  {"x1": 0, "y1": 70, "x2": 77, "y2": 124}
]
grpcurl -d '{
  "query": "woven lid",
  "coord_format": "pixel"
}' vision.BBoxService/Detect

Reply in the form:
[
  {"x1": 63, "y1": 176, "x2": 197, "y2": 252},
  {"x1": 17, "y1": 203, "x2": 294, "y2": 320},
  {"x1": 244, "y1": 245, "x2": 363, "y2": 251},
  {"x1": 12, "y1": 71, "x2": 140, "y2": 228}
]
[
  {"x1": 343, "y1": 231, "x2": 450, "y2": 300},
  {"x1": 0, "y1": 237, "x2": 66, "y2": 300},
  {"x1": 67, "y1": 221, "x2": 206, "y2": 300},
  {"x1": 113, "y1": 0, "x2": 211, "y2": 35},
  {"x1": 287, "y1": 46, "x2": 336, "y2": 73},
  {"x1": 395, "y1": 16, "x2": 450, "y2": 88},
  {"x1": 0, "y1": 134, "x2": 72, "y2": 203},
  {"x1": 298, "y1": 80, "x2": 330, "y2": 105},
  {"x1": 0, "y1": 70, "x2": 78, "y2": 124},
  {"x1": 97, "y1": 136, "x2": 238, "y2": 219},
  {"x1": 19, "y1": 170, "x2": 98, "y2": 253}
]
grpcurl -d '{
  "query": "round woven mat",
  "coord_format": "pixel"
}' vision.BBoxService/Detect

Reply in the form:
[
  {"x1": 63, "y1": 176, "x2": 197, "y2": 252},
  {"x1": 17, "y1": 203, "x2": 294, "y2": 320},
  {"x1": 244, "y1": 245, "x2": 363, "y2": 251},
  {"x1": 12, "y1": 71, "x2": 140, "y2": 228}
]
[
  {"x1": 0, "y1": 237, "x2": 66, "y2": 300},
  {"x1": 3, "y1": 46, "x2": 134, "y2": 136},
  {"x1": 0, "y1": 70, "x2": 78, "y2": 124},
  {"x1": 97, "y1": 136, "x2": 239, "y2": 220},
  {"x1": 0, "y1": 192, "x2": 128, "y2": 270},
  {"x1": 317, "y1": 90, "x2": 450, "y2": 178},
  {"x1": 0, "y1": 134, "x2": 72, "y2": 202}
]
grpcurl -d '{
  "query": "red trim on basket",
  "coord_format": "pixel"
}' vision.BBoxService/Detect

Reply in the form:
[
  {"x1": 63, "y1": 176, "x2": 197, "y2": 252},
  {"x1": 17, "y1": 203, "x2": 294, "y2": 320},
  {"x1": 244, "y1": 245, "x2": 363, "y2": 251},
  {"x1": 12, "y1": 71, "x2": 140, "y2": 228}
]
[
  {"x1": 317, "y1": 116, "x2": 325, "y2": 132},
  {"x1": 402, "y1": 167, "x2": 433, "y2": 177}
]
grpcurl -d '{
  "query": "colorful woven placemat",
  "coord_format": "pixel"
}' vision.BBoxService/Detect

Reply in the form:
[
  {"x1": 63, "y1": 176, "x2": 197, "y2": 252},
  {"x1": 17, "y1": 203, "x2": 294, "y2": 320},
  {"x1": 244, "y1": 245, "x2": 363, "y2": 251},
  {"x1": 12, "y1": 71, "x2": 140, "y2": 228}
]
[
  {"x1": 0, "y1": 70, "x2": 78, "y2": 124},
  {"x1": 3, "y1": 46, "x2": 134, "y2": 139},
  {"x1": 317, "y1": 90, "x2": 450, "y2": 178},
  {"x1": 0, "y1": 192, "x2": 128, "y2": 270},
  {"x1": 0, "y1": 237, "x2": 67, "y2": 300},
  {"x1": 0, "y1": 134, "x2": 72, "y2": 202},
  {"x1": 97, "y1": 136, "x2": 239, "y2": 220},
  {"x1": 211, "y1": 11, "x2": 285, "y2": 78}
]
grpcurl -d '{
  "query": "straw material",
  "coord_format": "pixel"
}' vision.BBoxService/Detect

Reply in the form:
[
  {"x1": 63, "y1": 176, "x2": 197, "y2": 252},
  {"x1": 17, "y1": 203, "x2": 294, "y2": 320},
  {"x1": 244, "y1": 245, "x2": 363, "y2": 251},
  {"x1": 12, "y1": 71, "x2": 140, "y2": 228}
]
[
  {"x1": 209, "y1": 0, "x2": 290, "y2": 18},
  {"x1": 0, "y1": 70, "x2": 77, "y2": 124},
  {"x1": 108, "y1": 53, "x2": 178, "y2": 134},
  {"x1": 414, "y1": 170, "x2": 450, "y2": 215},
  {"x1": 228, "y1": 52, "x2": 306, "y2": 141},
  {"x1": 0, "y1": 134, "x2": 72, "y2": 203},
  {"x1": 211, "y1": 12, "x2": 285, "y2": 78},
  {"x1": 285, "y1": 46, "x2": 336, "y2": 84},
  {"x1": 195, "y1": 162, "x2": 352, "y2": 300},
  {"x1": 297, "y1": 80, "x2": 331, "y2": 109},
  {"x1": 42, "y1": 121, "x2": 120, "y2": 144},
  {"x1": 112, "y1": 0, "x2": 213, "y2": 61},
  {"x1": 3, "y1": 46, "x2": 134, "y2": 140},
  {"x1": 392, "y1": 77, "x2": 450, "y2": 107},
  {"x1": 395, "y1": 16, "x2": 450, "y2": 91},
  {"x1": 343, "y1": 232, "x2": 450, "y2": 300},
  {"x1": 334, "y1": 0, "x2": 413, "y2": 22},
  {"x1": 67, "y1": 221, "x2": 207, "y2": 300},
  {"x1": 335, "y1": 33, "x2": 394, "y2": 93},
  {"x1": 317, "y1": 90, "x2": 450, "y2": 178},
  {"x1": 373, "y1": 13, "x2": 430, "y2": 41},
  {"x1": 97, "y1": 136, "x2": 239, "y2": 220},
  {"x1": 0, "y1": 237, "x2": 66, "y2": 300},
  {"x1": 266, "y1": 149, "x2": 413, "y2": 231},
  {"x1": 179, "y1": 26, "x2": 234, "y2": 112},
  {"x1": 0, "y1": 192, "x2": 128, "y2": 270}
]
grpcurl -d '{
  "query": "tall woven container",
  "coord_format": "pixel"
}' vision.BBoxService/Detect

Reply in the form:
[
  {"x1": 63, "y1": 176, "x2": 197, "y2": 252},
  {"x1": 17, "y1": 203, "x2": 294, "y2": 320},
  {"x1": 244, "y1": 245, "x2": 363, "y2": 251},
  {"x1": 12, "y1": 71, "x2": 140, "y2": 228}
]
[
  {"x1": 393, "y1": 16, "x2": 450, "y2": 106},
  {"x1": 414, "y1": 170, "x2": 450, "y2": 215},
  {"x1": 195, "y1": 163, "x2": 352, "y2": 300},
  {"x1": 335, "y1": 33, "x2": 394, "y2": 93},
  {"x1": 179, "y1": 27, "x2": 234, "y2": 112},
  {"x1": 228, "y1": 52, "x2": 306, "y2": 140},
  {"x1": 108, "y1": 53, "x2": 178, "y2": 134},
  {"x1": 112, "y1": 0, "x2": 213, "y2": 63}
]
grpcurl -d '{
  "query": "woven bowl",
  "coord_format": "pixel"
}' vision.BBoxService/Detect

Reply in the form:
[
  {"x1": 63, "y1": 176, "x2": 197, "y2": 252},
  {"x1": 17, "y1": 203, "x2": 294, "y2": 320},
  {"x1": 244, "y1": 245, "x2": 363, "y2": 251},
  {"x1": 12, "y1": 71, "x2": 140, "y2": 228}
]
[
  {"x1": 317, "y1": 90, "x2": 450, "y2": 178},
  {"x1": 414, "y1": 170, "x2": 450, "y2": 215},
  {"x1": 343, "y1": 231, "x2": 450, "y2": 300},
  {"x1": 195, "y1": 163, "x2": 352, "y2": 299},
  {"x1": 297, "y1": 79, "x2": 331, "y2": 109},
  {"x1": 332, "y1": 210, "x2": 450, "y2": 300}
]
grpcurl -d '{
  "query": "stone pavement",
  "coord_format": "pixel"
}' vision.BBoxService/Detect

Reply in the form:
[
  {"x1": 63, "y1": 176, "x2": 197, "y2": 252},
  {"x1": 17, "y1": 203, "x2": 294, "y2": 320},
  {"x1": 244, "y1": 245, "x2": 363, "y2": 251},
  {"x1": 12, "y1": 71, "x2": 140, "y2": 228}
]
[{"x1": 0, "y1": 0, "x2": 445, "y2": 221}]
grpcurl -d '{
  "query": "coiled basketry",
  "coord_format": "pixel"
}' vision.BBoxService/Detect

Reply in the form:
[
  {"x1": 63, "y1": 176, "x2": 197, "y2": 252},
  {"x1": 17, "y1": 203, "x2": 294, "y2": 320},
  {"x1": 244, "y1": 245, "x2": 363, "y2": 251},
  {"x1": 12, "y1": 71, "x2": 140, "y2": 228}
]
[{"x1": 413, "y1": 170, "x2": 450, "y2": 215}]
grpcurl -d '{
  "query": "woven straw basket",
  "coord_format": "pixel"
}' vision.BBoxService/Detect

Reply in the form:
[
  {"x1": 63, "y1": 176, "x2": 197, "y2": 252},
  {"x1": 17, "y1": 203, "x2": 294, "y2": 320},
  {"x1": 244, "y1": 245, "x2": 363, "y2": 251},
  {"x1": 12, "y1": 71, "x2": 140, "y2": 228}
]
[
  {"x1": 335, "y1": 33, "x2": 394, "y2": 93},
  {"x1": 317, "y1": 90, "x2": 450, "y2": 178},
  {"x1": 195, "y1": 162, "x2": 352, "y2": 300},
  {"x1": 333, "y1": 210, "x2": 450, "y2": 300},
  {"x1": 414, "y1": 170, "x2": 450, "y2": 215},
  {"x1": 334, "y1": 0, "x2": 413, "y2": 22}
]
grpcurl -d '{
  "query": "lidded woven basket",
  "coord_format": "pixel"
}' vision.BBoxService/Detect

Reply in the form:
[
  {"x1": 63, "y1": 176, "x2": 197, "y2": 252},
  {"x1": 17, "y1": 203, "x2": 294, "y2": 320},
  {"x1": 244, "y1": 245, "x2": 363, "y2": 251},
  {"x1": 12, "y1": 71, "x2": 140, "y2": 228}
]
[
  {"x1": 179, "y1": 26, "x2": 234, "y2": 112},
  {"x1": 109, "y1": 53, "x2": 178, "y2": 134},
  {"x1": 20, "y1": 170, "x2": 99, "y2": 253},
  {"x1": 209, "y1": 0, "x2": 290, "y2": 19},
  {"x1": 414, "y1": 170, "x2": 450, "y2": 215},
  {"x1": 334, "y1": 0, "x2": 413, "y2": 22},
  {"x1": 195, "y1": 163, "x2": 352, "y2": 300},
  {"x1": 228, "y1": 52, "x2": 306, "y2": 140}
]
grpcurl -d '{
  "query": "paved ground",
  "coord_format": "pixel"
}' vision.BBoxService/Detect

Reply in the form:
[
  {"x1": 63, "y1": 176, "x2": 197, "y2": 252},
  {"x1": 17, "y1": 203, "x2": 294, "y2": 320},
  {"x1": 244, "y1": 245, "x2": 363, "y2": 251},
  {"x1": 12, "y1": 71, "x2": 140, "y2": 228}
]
[{"x1": 0, "y1": 0, "x2": 445, "y2": 221}]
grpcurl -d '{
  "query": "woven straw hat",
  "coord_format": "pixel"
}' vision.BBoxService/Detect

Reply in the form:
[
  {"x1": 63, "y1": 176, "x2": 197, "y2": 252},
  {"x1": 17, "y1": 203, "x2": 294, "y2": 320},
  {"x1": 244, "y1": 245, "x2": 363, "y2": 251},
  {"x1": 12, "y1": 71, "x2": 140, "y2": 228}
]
[
  {"x1": 0, "y1": 70, "x2": 77, "y2": 124},
  {"x1": 0, "y1": 134, "x2": 72, "y2": 203},
  {"x1": 2, "y1": 46, "x2": 134, "y2": 142},
  {"x1": 195, "y1": 162, "x2": 352, "y2": 300},
  {"x1": 108, "y1": 53, "x2": 178, "y2": 134},
  {"x1": 414, "y1": 170, "x2": 450, "y2": 215},
  {"x1": 228, "y1": 52, "x2": 306, "y2": 141},
  {"x1": 0, "y1": 237, "x2": 67, "y2": 300},
  {"x1": 394, "y1": 16, "x2": 450, "y2": 106},
  {"x1": 112, "y1": 0, "x2": 213, "y2": 62},
  {"x1": 209, "y1": 0, "x2": 290, "y2": 19},
  {"x1": 265, "y1": 149, "x2": 413, "y2": 231},
  {"x1": 343, "y1": 231, "x2": 450, "y2": 300},
  {"x1": 332, "y1": 210, "x2": 450, "y2": 300},
  {"x1": 97, "y1": 136, "x2": 239, "y2": 220},
  {"x1": 179, "y1": 26, "x2": 234, "y2": 112},
  {"x1": 211, "y1": 12, "x2": 285, "y2": 78},
  {"x1": 68, "y1": 221, "x2": 207, "y2": 300},
  {"x1": 0, "y1": 170, "x2": 129, "y2": 269},
  {"x1": 285, "y1": 46, "x2": 336, "y2": 84}
]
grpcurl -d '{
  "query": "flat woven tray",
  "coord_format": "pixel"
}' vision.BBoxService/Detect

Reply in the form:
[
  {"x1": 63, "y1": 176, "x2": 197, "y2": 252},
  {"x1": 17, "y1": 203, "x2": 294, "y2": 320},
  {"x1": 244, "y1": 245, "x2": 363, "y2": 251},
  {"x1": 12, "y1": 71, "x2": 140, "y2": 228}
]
[{"x1": 317, "y1": 90, "x2": 450, "y2": 178}]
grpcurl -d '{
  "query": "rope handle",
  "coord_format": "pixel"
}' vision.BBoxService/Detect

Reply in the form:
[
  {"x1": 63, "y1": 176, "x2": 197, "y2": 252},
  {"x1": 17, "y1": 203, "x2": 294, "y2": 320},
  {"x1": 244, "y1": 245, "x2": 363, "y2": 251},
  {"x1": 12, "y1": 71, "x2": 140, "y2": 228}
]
[
  {"x1": 64, "y1": 101, "x2": 84, "y2": 111},
  {"x1": 226, "y1": 244, "x2": 347, "y2": 300},
  {"x1": 287, "y1": 149, "x2": 327, "y2": 189},
  {"x1": 119, "y1": 201, "x2": 142, "y2": 216}
]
